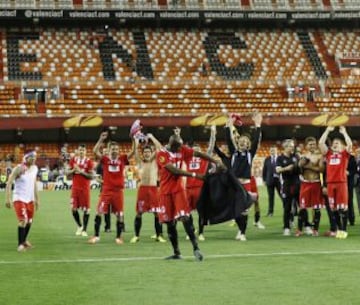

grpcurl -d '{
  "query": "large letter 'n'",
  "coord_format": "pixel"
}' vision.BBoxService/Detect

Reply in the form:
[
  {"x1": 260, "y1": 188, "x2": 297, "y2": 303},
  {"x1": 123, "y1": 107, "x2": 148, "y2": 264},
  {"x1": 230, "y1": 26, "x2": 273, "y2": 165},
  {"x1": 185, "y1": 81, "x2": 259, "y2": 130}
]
[{"x1": 98, "y1": 32, "x2": 153, "y2": 81}]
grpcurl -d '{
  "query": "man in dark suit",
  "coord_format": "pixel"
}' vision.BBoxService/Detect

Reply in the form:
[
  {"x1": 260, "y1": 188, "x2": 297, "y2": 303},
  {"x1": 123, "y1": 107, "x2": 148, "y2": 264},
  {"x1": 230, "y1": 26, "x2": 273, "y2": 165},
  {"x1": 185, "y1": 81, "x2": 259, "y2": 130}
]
[{"x1": 262, "y1": 145, "x2": 281, "y2": 216}]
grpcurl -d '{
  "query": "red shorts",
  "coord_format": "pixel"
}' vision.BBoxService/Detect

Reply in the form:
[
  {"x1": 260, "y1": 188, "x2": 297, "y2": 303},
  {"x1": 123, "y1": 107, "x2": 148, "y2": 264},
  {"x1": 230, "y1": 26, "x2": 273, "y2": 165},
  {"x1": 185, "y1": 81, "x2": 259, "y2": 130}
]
[
  {"x1": 136, "y1": 185, "x2": 159, "y2": 213},
  {"x1": 186, "y1": 187, "x2": 202, "y2": 211},
  {"x1": 71, "y1": 188, "x2": 90, "y2": 210},
  {"x1": 14, "y1": 201, "x2": 34, "y2": 223},
  {"x1": 242, "y1": 182, "x2": 251, "y2": 192},
  {"x1": 242, "y1": 180, "x2": 259, "y2": 202},
  {"x1": 299, "y1": 181, "x2": 324, "y2": 209},
  {"x1": 158, "y1": 190, "x2": 190, "y2": 223},
  {"x1": 327, "y1": 182, "x2": 348, "y2": 210},
  {"x1": 243, "y1": 180, "x2": 259, "y2": 194},
  {"x1": 250, "y1": 176, "x2": 258, "y2": 195},
  {"x1": 97, "y1": 189, "x2": 124, "y2": 216}
]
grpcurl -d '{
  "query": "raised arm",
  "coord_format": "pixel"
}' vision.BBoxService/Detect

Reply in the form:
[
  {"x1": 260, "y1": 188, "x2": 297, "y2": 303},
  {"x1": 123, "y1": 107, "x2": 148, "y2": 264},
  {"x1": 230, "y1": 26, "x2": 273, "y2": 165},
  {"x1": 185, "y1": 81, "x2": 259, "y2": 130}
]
[
  {"x1": 134, "y1": 141, "x2": 142, "y2": 168},
  {"x1": 173, "y1": 127, "x2": 181, "y2": 137},
  {"x1": 318, "y1": 126, "x2": 334, "y2": 155},
  {"x1": 147, "y1": 133, "x2": 162, "y2": 151},
  {"x1": 225, "y1": 119, "x2": 236, "y2": 154},
  {"x1": 127, "y1": 138, "x2": 138, "y2": 160},
  {"x1": 339, "y1": 126, "x2": 352, "y2": 153},
  {"x1": 206, "y1": 125, "x2": 216, "y2": 156},
  {"x1": 250, "y1": 112, "x2": 262, "y2": 156},
  {"x1": 93, "y1": 131, "x2": 108, "y2": 159}
]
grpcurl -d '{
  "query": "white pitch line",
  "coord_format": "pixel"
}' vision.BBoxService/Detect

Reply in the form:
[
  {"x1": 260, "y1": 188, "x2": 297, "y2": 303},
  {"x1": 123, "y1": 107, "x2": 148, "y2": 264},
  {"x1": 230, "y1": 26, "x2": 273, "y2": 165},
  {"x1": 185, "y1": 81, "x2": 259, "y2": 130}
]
[{"x1": 1, "y1": 249, "x2": 360, "y2": 265}]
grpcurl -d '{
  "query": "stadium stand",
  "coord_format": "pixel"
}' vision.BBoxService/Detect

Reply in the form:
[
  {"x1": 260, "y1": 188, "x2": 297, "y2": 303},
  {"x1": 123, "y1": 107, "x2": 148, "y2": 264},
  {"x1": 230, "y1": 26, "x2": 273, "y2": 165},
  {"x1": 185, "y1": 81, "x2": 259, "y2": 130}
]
[
  {"x1": 2, "y1": 27, "x2": 360, "y2": 116},
  {"x1": 2, "y1": 28, "x2": 336, "y2": 116},
  {"x1": 0, "y1": 2, "x2": 358, "y2": 135},
  {"x1": 0, "y1": 0, "x2": 359, "y2": 191}
]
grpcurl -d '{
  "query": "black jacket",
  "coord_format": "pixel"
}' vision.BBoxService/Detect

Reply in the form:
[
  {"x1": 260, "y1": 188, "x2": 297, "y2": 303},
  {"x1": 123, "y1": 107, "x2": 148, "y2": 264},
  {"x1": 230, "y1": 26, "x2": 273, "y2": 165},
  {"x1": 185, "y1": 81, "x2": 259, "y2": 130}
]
[
  {"x1": 197, "y1": 170, "x2": 253, "y2": 225},
  {"x1": 225, "y1": 127, "x2": 261, "y2": 179},
  {"x1": 262, "y1": 155, "x2": 279, "y2": 185}
]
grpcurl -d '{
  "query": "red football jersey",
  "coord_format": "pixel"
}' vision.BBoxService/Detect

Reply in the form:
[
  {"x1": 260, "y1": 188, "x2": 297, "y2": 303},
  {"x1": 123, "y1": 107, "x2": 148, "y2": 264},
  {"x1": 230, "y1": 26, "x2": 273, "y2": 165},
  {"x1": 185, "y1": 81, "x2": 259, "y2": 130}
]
[
  {"x1": 101, "y1": 155, "x2": 129, "y2": 191},
  {"x1": 69, "y1": 157, "x2": 93, "y2": 190},
  {"x1": 186, "y1": 156, "x2": 208, "y2": 188},
  {"x1": 157, "y1": 145, "x2": 194, "y2": 195},
  {"x1": 325, "y1": 150, "x2": 350, "y2": 183}
]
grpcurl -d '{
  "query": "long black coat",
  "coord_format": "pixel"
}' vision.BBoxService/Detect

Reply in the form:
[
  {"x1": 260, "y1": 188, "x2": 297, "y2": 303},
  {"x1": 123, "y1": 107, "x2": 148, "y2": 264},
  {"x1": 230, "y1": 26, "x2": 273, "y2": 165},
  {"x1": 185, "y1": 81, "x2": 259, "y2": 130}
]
[{"x1": 197, "y1": 170, "x2": 253, "y2": 225}]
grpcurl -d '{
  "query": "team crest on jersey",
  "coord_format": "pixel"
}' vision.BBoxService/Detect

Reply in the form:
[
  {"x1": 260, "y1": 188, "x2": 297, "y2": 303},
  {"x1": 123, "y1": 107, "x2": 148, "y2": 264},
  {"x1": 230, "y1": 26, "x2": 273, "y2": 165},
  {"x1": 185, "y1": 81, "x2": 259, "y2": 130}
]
[
  {"x1": 329, "y1": 157, "x2": 341, "y2": 165},
  {"x1": 108, "y1": 165, "x2": 120, "y2": 172},
  {"x1": 159, "y1": 156, "x2": 166, "y2": 164}
]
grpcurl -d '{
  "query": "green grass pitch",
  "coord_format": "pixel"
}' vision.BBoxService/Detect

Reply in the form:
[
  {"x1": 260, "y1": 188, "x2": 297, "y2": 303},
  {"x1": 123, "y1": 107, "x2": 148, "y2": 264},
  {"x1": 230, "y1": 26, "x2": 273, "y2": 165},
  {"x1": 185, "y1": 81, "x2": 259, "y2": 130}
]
[{"x1": 1, "y1": 186, "x2": 360, "y2": 305}]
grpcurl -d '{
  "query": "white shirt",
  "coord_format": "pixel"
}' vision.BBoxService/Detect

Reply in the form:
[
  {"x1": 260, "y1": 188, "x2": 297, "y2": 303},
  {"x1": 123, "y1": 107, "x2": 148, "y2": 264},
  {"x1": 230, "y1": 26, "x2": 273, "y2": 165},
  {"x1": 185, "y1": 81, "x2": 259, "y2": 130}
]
[{"x1": 13, "y1": 164, "x2": 38, "y2": 203}]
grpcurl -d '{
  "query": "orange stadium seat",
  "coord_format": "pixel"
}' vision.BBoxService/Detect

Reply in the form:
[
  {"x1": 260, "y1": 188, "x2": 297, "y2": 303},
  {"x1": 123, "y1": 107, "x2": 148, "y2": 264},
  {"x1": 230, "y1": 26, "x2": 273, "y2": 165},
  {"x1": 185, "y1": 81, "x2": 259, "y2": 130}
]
[
  {"x1": 0, "y1": 28, "x2": 359, "y2": 116},
  {"x1": 14, "y1": 28, "x2": 311, "y2": 115}
]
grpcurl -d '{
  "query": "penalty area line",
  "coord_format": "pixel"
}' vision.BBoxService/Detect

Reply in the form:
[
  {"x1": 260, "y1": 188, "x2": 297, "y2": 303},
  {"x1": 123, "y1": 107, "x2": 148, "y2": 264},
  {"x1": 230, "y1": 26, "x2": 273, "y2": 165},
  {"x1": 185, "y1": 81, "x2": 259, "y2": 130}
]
[{"x1": 1, "y1": 249, "x2": 360, "y2": 265}]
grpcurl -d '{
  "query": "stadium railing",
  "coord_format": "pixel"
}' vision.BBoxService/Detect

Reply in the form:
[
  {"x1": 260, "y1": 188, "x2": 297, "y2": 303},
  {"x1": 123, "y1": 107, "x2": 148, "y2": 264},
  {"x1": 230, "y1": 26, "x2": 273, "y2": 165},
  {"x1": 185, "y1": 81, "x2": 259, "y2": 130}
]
[{"x1": 1, "y1": 0, "x2": 360, "y2": 11}]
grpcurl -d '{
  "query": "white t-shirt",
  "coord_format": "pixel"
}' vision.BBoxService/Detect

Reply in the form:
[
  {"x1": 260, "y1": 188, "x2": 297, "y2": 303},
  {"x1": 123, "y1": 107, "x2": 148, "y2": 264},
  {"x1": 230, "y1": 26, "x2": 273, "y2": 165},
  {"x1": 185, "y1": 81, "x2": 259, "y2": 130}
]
[{"x1": 13, "y1": 164, "x2": 38, "y2": 203}]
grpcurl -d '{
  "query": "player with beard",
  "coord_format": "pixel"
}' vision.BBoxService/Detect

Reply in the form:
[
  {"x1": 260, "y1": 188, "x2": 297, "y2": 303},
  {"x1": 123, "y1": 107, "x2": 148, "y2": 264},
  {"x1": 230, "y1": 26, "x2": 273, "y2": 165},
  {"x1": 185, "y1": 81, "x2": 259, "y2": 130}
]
[
  {"x1": 130, "y1": 133, "x2": 166, "y2": 243},
  {"x1": 88, "y1": 131, "x2": 137, "y2": 244},
  {"x1": 297, "y1": 137, "x2": 324, "y2": 237}
]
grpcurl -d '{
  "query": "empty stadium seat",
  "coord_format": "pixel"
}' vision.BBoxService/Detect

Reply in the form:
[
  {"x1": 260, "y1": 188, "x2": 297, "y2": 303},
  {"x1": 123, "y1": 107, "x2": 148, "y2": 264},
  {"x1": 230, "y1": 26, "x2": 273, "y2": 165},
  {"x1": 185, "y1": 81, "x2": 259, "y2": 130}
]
[{"x1": 0, "y1": 28, "x2": 359, "y2": 116}]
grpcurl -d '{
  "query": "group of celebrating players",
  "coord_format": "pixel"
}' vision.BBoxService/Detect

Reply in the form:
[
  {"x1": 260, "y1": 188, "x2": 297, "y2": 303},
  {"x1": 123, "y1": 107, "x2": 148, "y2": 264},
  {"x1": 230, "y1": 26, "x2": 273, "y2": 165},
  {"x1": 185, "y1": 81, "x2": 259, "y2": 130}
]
[{"x1": 4, "y1": 113, "x2": 354, "y2": 261}]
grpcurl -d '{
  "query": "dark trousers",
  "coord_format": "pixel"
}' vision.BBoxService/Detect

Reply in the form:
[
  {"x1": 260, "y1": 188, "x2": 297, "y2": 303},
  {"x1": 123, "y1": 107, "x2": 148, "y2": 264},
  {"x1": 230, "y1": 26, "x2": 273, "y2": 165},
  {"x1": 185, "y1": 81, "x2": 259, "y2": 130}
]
[
  {"x1": 282, "y1": 195, "x2": 293, "y2": 229},
  {"x1": 348, "y1": 183, "x2": 355, "y2": 225},
  {"x1": 281, "y1": 183, "x2": 298, "y2": 229},
  {"x1": 266, "y1": 178, "x2": 281, "y2": 214},
  {"x1": 355, "y1": 184, "x2": 360, "y2": 214}
]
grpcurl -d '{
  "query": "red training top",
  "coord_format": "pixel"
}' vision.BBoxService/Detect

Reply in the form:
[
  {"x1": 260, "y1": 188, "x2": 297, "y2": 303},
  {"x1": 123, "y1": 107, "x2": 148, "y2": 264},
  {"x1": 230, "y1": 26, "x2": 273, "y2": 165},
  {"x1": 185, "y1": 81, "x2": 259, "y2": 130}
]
[
  {"x1": 325, "y1": 150, "x2": 350, "y2": 183},
  {"x1": 69, "y1": 157, "x2": 94, "y2": 190},
  {"x1": 101, "y1": 155, "x2": 129, "y2": 191}
]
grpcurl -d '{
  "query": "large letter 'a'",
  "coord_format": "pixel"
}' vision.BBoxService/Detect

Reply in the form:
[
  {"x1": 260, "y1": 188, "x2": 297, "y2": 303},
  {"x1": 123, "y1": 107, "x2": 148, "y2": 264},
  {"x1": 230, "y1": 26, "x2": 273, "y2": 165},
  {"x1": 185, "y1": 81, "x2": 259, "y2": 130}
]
[
  {"x1": 99, "y1": 32, "x2": 153, "y2": 81},
  {"x1": 203, "y1": 33, "x2": 253, "y2": 80}
]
